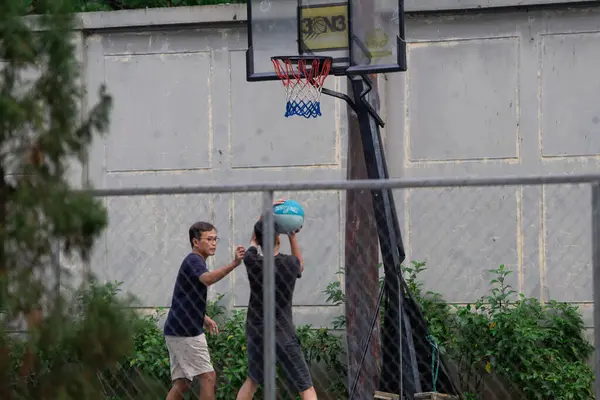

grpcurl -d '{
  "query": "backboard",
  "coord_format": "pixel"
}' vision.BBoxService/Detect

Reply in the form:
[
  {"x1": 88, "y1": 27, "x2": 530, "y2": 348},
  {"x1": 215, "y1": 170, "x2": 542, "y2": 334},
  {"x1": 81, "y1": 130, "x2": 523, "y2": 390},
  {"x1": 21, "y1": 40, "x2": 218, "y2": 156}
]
[{"x1": 246, "y1": 0, "x2": 406, "y2": 81}]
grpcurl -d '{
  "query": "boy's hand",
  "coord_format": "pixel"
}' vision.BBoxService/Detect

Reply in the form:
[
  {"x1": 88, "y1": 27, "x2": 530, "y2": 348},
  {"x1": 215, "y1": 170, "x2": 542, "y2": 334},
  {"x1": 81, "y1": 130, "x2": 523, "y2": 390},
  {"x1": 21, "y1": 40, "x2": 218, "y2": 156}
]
[
  {"x1": 259, "y1": 199, "x2": 286, "y2": 221},
  {"x1": 288, "y1": 225, "x2": 302, "y2": 236}
]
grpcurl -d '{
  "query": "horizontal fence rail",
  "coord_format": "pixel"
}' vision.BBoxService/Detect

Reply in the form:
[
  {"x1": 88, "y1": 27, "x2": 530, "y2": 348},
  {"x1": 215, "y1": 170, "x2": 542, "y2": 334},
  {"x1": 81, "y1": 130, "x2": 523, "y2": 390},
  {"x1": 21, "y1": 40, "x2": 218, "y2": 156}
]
[{"x1": 85, "y1": 173, "x2": 600, "y2": 196}]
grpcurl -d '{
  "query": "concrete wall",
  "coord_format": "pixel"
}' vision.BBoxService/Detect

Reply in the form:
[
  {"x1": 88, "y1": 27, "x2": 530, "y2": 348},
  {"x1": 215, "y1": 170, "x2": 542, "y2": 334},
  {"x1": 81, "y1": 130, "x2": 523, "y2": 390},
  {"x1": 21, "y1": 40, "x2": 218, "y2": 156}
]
[
  {"x1": 77, "y1": 1, "x2": 600, "y2": 340},
  {"x1": 384, "y1": 4, "x2": 600, "y2": 341},
  {"x1": 81, "y1": 5, "x2": 349, "y2": 329}
]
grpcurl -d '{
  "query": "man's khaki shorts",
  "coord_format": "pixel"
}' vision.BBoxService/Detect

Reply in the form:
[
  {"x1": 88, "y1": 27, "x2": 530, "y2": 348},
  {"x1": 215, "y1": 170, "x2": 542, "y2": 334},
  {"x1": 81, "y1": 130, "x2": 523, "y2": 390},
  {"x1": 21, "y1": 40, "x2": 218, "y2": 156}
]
[{"x1": 165, "y1": 333, "x2": 214, "y2": 381}]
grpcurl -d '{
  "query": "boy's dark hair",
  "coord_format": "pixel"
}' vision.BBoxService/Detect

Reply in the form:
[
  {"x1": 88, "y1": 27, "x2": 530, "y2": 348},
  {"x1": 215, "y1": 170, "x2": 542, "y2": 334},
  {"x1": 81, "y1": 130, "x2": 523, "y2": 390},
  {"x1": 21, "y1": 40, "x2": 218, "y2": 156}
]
[
  {"x1": 253, "y1": 220, "x2": 279, "y2": 248},
  {"x1": 189, "y1": 221, "x2": 216, "y2": 248}
]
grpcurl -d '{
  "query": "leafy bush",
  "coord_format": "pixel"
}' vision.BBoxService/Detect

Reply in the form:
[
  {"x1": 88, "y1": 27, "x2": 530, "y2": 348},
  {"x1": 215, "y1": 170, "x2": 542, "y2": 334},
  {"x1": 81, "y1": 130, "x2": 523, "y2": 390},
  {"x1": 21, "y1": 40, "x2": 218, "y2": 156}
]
[
  {"x1": 7, "y1": 263, "x2": 592, "y2": 399},
  {"x1": 92, "y1": 291, "x2": 347, "y2": 400},
  {"x1": 207, "y1": 308, "x2": 254, "y2": 398},
  {"x1": 326, "y1": 262, "x2": 594, "y2": 399},
  {"x1": 406, "y1": 263, "x2": 595, "y2": 399},
  {"x1": 5, "y1": 281, "x2": 346, "y2": 399}
]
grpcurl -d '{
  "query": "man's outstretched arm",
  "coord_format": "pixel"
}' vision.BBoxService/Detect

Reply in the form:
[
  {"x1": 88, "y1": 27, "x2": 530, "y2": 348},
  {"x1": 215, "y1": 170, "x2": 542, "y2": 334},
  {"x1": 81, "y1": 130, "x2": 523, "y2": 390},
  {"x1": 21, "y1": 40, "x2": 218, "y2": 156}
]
[{"x1": 199, "y1": 245, "x2": 245, "y2": 286}]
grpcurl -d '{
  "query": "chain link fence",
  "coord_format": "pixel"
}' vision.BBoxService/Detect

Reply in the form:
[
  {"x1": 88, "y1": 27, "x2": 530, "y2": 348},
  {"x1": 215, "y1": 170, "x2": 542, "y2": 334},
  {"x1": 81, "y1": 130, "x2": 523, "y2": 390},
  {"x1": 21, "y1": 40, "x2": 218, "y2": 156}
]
[{"x1": 6, "y1": 175, "x2": 600, "y2": 399}]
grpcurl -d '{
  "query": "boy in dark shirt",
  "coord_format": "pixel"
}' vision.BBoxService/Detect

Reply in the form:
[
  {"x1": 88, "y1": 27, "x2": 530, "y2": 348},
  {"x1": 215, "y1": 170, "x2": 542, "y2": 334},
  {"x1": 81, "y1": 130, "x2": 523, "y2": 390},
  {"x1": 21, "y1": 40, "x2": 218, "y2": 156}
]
[
  {"x1": 236, "y1": 212, "x2": 317, "y2": 400},
  {"x1": 164, "y1": 221, "x2": 245, "y2": 400}
]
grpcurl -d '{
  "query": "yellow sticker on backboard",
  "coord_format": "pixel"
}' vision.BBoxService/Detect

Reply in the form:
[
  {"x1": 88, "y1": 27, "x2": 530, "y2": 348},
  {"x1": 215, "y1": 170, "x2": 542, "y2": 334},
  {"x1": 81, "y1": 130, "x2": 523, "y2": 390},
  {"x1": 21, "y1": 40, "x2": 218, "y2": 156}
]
[{"x1": 299, "y1": 4, "x2": 349, "y2": 52}]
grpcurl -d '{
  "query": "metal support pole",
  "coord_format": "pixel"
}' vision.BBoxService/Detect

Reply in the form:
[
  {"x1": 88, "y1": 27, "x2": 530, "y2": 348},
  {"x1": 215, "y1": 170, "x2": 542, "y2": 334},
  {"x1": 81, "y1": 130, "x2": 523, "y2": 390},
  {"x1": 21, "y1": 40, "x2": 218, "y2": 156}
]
[
  {"x1": 262, "y1": 190, "x2": 276, "y2": 400},
  {"x1": 592, "y1": 182, "x2": 600, "y2": 399},
  {"x1": 345, "y1": 75, "x2": 459, "y2": 398}
]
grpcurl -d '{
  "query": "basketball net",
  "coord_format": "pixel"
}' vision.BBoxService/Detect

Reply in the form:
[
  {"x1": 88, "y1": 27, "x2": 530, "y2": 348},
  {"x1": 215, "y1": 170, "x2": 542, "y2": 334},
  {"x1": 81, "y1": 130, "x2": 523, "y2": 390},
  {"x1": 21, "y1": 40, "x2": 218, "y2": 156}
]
[{"x1": 271, "y1": 56, "x2": 332, "y2": 119}]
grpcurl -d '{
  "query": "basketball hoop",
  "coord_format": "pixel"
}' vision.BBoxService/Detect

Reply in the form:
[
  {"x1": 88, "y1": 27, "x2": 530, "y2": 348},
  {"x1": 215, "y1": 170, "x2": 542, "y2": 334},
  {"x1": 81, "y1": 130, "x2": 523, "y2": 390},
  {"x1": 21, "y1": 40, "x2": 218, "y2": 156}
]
[{"x1": 271, "y1": 56, "x2": 332, "y2": 119}]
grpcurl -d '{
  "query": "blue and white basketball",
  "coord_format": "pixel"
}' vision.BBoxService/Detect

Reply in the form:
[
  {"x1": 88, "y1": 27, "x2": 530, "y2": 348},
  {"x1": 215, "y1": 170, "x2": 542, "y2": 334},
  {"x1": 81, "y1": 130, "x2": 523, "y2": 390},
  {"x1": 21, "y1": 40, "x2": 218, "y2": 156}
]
[{"x1": 273, "y1": 200, "x2": 305, "y2": 234}]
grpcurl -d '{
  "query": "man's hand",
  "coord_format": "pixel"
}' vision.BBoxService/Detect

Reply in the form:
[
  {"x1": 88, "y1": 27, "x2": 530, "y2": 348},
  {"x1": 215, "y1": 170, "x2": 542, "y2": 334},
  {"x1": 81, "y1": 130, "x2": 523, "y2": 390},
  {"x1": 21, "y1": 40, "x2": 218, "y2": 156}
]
[
  {"x1": 233, "y1": 245, "x2": 246, "y2": 266},
  {"x1": 204, "y1": 316, "x2": 219, "y2": 335}
]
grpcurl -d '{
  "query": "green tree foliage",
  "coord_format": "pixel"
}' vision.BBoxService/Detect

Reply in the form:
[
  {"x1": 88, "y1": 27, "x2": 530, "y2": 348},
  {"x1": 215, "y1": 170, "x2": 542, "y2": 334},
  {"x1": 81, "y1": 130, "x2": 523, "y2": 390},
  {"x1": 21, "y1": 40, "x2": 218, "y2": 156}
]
[
  {"x1": 21, "y1": 0, "x2": 246, "y2": 14},
  {"x1": 0, "y1": 1, "x2": 149, "y2": 398}
]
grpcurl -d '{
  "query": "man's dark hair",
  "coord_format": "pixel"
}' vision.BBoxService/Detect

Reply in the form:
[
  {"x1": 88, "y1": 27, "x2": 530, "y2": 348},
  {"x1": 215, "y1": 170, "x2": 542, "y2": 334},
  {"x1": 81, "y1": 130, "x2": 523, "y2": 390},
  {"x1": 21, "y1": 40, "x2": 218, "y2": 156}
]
[
  {"x1": 253, "y1": 220, "x2": 279, "y2": 248},
  {"x1": 189, "y1": 221, "x2": 216, "y2": 248}
]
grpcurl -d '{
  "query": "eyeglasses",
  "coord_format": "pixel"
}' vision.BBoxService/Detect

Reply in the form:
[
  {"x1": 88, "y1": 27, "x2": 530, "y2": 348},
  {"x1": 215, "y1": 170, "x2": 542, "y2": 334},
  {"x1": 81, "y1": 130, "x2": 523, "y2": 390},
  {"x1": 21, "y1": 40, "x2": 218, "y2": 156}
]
[{"x1": 204, "y1": 236, "x2": 220, "y2": 243}]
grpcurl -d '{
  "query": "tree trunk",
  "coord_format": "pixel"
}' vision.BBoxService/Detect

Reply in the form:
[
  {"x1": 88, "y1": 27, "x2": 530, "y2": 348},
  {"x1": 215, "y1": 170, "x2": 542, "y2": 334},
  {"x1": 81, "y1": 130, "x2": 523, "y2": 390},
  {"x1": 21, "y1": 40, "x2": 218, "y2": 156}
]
[{"x1": 345, "y1": 99, "x2": 381, "y2": 399}]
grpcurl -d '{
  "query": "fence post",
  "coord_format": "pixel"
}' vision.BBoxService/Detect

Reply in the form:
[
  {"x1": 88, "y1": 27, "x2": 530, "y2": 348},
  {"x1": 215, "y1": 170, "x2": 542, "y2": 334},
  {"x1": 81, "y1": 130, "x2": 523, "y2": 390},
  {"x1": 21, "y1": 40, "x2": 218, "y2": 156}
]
[
  {"x1": 592, "y1": 182, "x2": 600, "y2": 399},
  {"x1": 262, "y1": 190, "x2": 276, "y2": 400}
]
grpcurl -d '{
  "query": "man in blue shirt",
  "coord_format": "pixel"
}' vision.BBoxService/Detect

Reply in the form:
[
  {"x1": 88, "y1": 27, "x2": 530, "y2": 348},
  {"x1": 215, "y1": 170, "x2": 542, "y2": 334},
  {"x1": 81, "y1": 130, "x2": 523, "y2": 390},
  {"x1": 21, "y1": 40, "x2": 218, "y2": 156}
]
[{"x1": 164, "y1": 221, "x2": 245, "y2": 400}]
